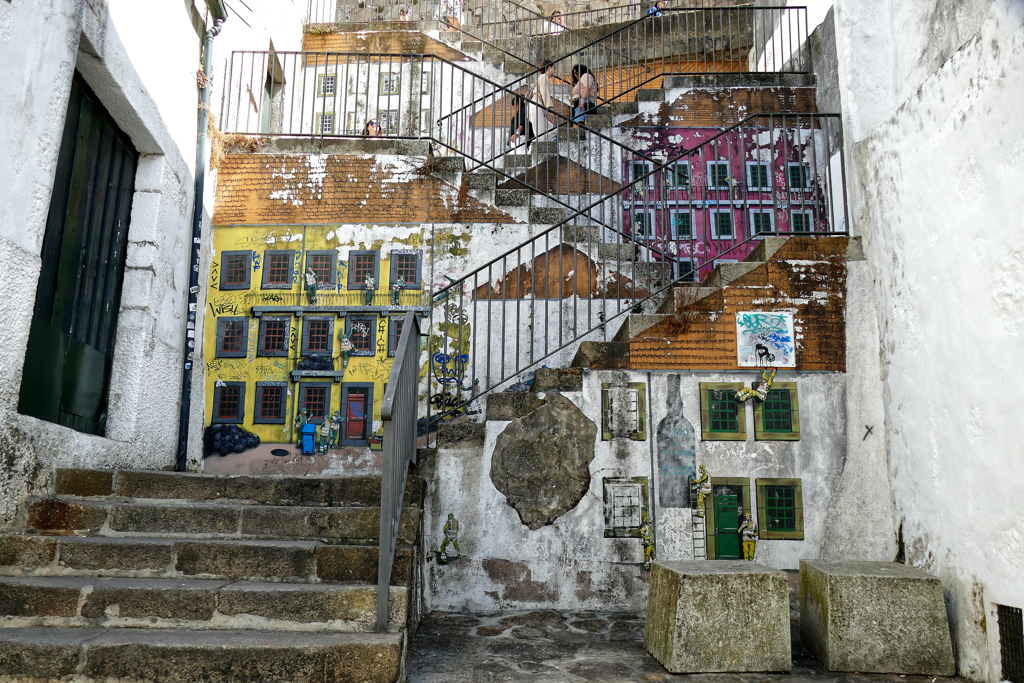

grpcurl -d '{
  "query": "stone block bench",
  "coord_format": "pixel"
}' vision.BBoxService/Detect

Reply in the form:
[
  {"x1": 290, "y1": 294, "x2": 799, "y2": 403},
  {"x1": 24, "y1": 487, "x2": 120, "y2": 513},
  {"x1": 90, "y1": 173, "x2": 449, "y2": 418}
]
[
  {"x1": 643, "y1": 560, "x2": 791, "y2": 673},
  {"x1": 799, "y1": 560, "x2": 955, "y2": 674}
]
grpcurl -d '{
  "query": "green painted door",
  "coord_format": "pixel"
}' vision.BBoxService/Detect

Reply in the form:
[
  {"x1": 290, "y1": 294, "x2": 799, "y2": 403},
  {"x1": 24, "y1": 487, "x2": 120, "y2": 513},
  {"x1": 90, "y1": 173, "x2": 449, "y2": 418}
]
[{"x1": 714, "y1": 486, "x2": 742, "y2": 559}]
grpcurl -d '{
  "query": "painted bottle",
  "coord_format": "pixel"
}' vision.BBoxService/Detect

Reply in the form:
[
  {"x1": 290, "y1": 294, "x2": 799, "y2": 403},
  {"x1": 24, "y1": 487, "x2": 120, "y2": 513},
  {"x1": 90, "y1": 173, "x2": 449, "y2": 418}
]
[{"x1": 656, "y1": 374, "x2": 697, "y2": 508}]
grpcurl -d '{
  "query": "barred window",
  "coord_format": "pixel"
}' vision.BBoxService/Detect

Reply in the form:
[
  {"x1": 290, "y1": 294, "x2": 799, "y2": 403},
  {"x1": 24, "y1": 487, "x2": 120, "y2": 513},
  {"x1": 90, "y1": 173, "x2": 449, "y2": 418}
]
[
  {"x1": 259, "y1": 385, "x2": 282, "y2": 420},
  {"x1": 306, "y1": 320, "x2": 330, "y2": 352},
  {"x1": 762, "y1": 388, "x2": 792, "y2": 431},
  {"x1": 672, "y1": 211, "x2": 692, "y2": 239},
  {"x1": 260, "y1": 320, "x2": 286, "y2": 355},
  {"x1": 353, "y1": 254, "x2": 375, "y2": 285},
  {"x1": 791, "y1": 211, "x2": 813, "y2": 233},
  {"x1": 320, "y1": 74, "x2": 336, "y2": 96},
  {"x1": 709, "y1": 389, "x2": 739, "y2": 432},
  {"x1": 310, "y1": 254, "x2": 333, "y2": 283},
  {"x1": 751, "y1": 210, "x2": 775, "y2": 235},
  {"x1": 220, "y1": 320, "x2": 245, "y2": 353},
  {"x1": 266, "y1": 253, "x2": 291, "y2": 285},
  {"x1": 217, "y1": 385, "x2": 240, "y2": 419},
  {"x1": 712, "y1": 210, "x2": 734, "y2": 239},
  {"x1": 746, "y1": 163, "x2": 771, "y2": 190},
  {"x1": 303, "y1": 385, "x2": 326, "y2": 420},
  {"x1": 393, "y1": 254, "x2": 417, "y2": 282},
  {"x1": 765, "y1": 486, "x2": 796, "y2": 531},
  {"x1": 223, "y1": 253, "x2": 248, "y2": 286}
]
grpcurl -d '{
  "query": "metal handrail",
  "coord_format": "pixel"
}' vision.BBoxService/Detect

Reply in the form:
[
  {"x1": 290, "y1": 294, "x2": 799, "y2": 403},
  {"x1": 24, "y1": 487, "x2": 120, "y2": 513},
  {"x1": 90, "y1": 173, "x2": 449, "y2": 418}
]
[{"x1": 377, "y1": 311, "x2": 420, "y2": 632}]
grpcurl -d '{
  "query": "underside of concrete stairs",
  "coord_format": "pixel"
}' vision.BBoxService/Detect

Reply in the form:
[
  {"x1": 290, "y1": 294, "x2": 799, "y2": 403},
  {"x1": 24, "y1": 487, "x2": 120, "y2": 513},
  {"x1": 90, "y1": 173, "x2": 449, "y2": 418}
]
[{"x1": 0, "y1": 469, "x2": 426, "y2": 683}]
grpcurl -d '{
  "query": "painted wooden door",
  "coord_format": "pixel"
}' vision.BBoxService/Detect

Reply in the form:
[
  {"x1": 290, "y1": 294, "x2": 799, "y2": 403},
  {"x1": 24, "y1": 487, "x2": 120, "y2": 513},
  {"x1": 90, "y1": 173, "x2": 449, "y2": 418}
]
[
  {"x1": 713, "y1": 485, "x2": 742, "y2": 559},
  {"x1": 340, "y1": 384, "x2": 373, "y2": 446}
]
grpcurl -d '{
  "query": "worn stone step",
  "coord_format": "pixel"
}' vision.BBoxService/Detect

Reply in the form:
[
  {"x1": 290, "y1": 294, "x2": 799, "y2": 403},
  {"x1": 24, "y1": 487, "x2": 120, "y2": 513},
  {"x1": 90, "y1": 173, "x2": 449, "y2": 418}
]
[
  {"x1": 598, "y1": 242, "x2": 637, "y2": 261},
  {"x1": 467, "y1": 171, "x2": 496, "y2": 190},
  {"x1": 25, "y1": 498, "x2": 420, "y2": 544},
  {"x1": 0, "y1": 576, "x2": 407, "y2": 632},
  {"x1": 503, "y1": 60, "x2": 533, "y2": 75},
  {"x1": 494, "y1": 188, "x2": 531, "y2": 207},
  {"x1": 55, "y1": 469, "x2": 426, "y2": 508},
  {"x1": 435, "y1": 422, "x2": 486, "y2": 449},
  {"x1": 583, "y1": 114, "x2": 612, "y2": 128},
  {"x1": 485, "y1": 392, "x2": 547, "y2": 421},
  {"x1": 0, "y1": 627, "x2": 402, "y2": 683},
  {"x1": 530, "y1": 367, "x2": 583, "y2": 393},
  {"x1": 570, "y1": 341, "x2": 630, "y2": 369},
  {"x1": 637, "y1": 88, "x2": 665, "y2": 102},
  {"x1": 656, "y1": 285, "x2": 721, "y2": 315},
  {"x1": 460, "y1": 39, "x2": 483, "y2": 52},
  {"x1": 610, "y1": 101, "x2": 639, "y2": 116},
  {"x1": 529, "y1": 206, "x2": 567, "y2": 224},
  {"x1": 704, "y1": 260, "x2": 763, "y2": 288},
  {"x1": 0, "y1": 535, "x2": 414, "y2": 585},
  {"x1": 612, "y1": 314, "x2": 666, "y2": 342},
  {"x1": 481, "y1": 45, "x2": 506, "y2": 62},
  {"x1": 562, "y1": 224, "x2": 603, "y2": 244},
  {"x1": 430, "y1": 156, "x2": 465, "y2": 173}
]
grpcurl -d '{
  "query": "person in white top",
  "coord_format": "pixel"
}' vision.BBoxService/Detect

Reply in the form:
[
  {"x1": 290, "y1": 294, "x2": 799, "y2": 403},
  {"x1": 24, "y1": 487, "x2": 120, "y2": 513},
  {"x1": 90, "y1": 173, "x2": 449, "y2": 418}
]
[
  {"x1": 549, "y1": 10, "x2": 565, "y2": 34},
  {"x1": 529, "y1": 60, "x2": 557, "y2": 141}
]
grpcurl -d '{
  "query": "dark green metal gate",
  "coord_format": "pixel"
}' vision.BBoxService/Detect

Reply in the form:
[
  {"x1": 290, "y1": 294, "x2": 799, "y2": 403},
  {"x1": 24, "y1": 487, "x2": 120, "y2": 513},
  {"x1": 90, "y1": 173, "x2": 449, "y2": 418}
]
[{"x1": 18, "y1": 74, "x2": 139, "y2": 436}]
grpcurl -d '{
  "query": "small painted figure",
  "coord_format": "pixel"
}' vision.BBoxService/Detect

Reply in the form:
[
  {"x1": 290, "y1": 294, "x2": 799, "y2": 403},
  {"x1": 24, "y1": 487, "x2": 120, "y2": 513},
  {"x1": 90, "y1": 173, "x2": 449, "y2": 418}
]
[
  {"x1": 338, "y1": 329, "x2": 354, "y2": 368},
  {"x1": 735, "y1": 366, "x2": 777, "y2": 403},
  {"x1": 329, "y1": 410, "x2": 342, "y2": 448},
  {"x1": 639, "y1": 511, "x2": 656, "y2": 570},
  {"x1": 364, "y1": 275, "x2": 376, "y2": 306},
  {"x1": 739, "y1": 512, "x2": 758, "y2": 561},
  {"x1": 318, "y1": 419, "x2": 331, "y2": 454},
  {"x1": 304, "y1": 267, "x2": 318, "y2": 305},
  {"x1": 293, "y1": 408, "x2": 309, "y2": 448},
  {"x1": 439, "y1": 512, "x2": 461, "y2": 564},
  {"x1": 391, "y1": 275, "x2": 406, "y2": 306},
  {"x1": 692, "y1": 465, "x2": 712, "y2": 517}
]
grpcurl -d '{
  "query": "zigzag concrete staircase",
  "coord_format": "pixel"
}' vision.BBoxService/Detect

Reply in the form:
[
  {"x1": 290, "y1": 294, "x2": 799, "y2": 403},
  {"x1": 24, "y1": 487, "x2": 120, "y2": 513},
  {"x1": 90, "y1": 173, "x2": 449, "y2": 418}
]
[{"x1": 0, "y1": 469, "x2": 425, "y2": 683}]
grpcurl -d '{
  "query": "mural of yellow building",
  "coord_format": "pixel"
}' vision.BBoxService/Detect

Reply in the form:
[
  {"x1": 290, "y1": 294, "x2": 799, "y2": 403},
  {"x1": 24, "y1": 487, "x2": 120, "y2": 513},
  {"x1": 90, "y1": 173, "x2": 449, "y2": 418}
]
[{"x1": 203, "y1": 223, "x2": 428, "y2": 452}]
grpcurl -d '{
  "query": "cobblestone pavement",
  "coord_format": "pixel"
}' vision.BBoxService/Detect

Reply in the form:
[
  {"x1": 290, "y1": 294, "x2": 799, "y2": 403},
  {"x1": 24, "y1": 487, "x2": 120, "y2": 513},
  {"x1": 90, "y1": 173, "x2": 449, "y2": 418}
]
[{"x1": 408, "y1": 609, "x2": 964, "y2": 683}]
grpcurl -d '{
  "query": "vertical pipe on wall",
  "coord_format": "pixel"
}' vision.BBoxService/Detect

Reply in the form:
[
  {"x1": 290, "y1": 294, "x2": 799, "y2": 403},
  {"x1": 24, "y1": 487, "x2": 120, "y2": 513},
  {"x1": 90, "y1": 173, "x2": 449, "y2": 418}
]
[
  {"x1": 647, "y1": 371, "x2": 658, "y2": 558},
  {"x1": 177, "y1": 10, "x2": 227, "y2": 472}
]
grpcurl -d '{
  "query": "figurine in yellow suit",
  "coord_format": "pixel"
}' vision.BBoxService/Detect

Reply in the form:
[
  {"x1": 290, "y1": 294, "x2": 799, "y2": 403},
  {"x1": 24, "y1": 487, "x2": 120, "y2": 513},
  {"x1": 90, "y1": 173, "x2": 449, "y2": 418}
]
[
  {"x1": 639, "y1": 512, "x2": 656, "y2": 570},
  {"x1": 739, "y1": 512, "x2": 758, "y2": 561}
]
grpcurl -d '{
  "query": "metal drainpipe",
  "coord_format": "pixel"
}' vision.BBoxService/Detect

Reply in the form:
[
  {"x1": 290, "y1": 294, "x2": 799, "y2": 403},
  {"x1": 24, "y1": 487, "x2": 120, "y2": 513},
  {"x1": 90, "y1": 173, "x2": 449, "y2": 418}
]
[{"x1": 177, "y1": 11, "x2": 227, "y2": 471}]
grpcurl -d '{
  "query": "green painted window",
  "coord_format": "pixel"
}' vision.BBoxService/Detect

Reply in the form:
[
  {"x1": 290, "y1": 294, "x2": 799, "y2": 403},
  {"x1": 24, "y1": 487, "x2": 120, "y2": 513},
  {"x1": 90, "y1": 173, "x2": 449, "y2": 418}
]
[
  {"x1": 762, "y1": 389, "x2": 792, "y2": 431},
  {"x1": 699, "y1": 383, "x2": 746, "y2": 441},
  {"x1": 764, "y1": 486, "x2": 796, "y2": 531},
  {"x1": 753, "y1": 382, "x2": 800, "y2": 441},
  {"x1": 709, "y1": 390, "x2": 738, "y2": 431},
  {"x1": 755, "y1": 478, "x2": 803, "y2": 540}
]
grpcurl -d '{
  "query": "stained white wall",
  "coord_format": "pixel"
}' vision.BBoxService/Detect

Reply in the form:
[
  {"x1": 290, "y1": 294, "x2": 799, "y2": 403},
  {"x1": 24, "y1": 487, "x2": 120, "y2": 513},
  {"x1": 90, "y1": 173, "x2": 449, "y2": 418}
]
[{"x1": 833, "y1": 0, "x2": 1024, "y2": 678}]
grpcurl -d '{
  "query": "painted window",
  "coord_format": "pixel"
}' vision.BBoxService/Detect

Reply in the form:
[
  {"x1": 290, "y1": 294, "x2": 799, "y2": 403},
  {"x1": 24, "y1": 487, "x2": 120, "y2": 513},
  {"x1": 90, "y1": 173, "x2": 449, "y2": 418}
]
[
  {"x1": 316, "y1": 112, "x2": 334, "y2": 134},
  {"x1": 997, "y1": 604, "x2": 1024, "y2": 683},
  {"x1": 262, "y1": 250, "x2": 294, "y2": 289},
  {"x1": 755, "y1": 478, "x2": 804, "y2": 540},
  {"x1": 220, "y1": 251, "x2": 252, "y2": 290},
  {"x1": 389, "y1": 251, "x2": 422, "y2": 288},
  {"x1": 709, "y1": 209, "x2": 734, "y2": 240},
  {"x1": 306, "y1": 250, "x2": 337, "y2": 286},
  {"x1": 212, "y1": 381, "x2": 246, "y2": 424},
  {"x1": 347, "y1": 316, "x2": 376, "y2": 356},
  {"x1": 216, "y1": 317, "x2": 249, "y2": 358},
  {"x1": 380, "y1": 110, "x2": 400, "y2": 134},
  {"x1": 254, "y1": 381, "x2": 287, "y2": 424},
  {"x1": 790, "y1": 210, "x2": 814, "y2": 234},
  {"x1": 318, "y1": 73, "x2": 336, "y2": 97},
  {"x1": 301, "y1": 315, "x2": 334, "y2": 356},
  {"x1": 388, "y1": 316, "x2": 405, "y2": 356},
  {"x1": 676, "y1": 260, "x2": 698, "y2": 282},
  {"x1": 340, "y1": 383, "x2": 374, "y2": 445},
  {"x1": 746, "y1": 162, "x2": 771, "y2": 190},
  {"x1": 668, "y1": 161, "x2": 690, "y2": 188},
  {"x1": 602, "y1": 476, "x2": 650, "y2": 538},
  {"x1": 601, "y1": 382, "x2": 647, "y2": 441},
  {"x1": 699, "y1": 382, "x2": 746, "y2": 441},
  {"x1": 706, "y1": 161, "x2": 731, "y2": 189},
  {"x1": 380, "y1": 72, "x2": 400, "y2": 95},
  {"x1": 632, "y1": 210, "x2": 655, "y2": 240},
  {"x1": 670, "y1": 209, "x2": 693, "y2": 239},
  {"x1": 787, "y1": 162, "x2": 811, "y2": 191},
  {"x1": 704, "y1": 477, "x2": 751, "y2": 559},
  {"x1": 298, "y1": 382, "x2": 331, "y2": 424},
  {"x1": 749, "y1": 208, "x2": 775, "y2": 235},
  {"x1": 257, "y1": 316, "x2": 290, "y2": 357},
  {"x1": 630, "y1": 160, "x2": 654, "y2": 186},
  {"x1": 348, "y1": 250, "x2": 380, "y2": 289},
  {"x1": 753, "y1": 382, "x2": 800, "y2": 441}
]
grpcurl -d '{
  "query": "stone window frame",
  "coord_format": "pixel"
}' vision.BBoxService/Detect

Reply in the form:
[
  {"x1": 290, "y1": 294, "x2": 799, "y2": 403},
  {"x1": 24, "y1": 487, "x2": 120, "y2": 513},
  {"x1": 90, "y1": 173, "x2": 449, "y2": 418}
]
[
  {"x1": 316, "y1": 112, "x2": 335, "y2": 135},
  {"x1": 346, "y1": 315, "x2": 377, "y2": 356},
  {"x1": 253, "y1": 381, "x2": 288, "y2": 425},
  {"x1": 755, "y1": 477, "x2": 804, "y2": 540},
  {"x1": 745, "y1": 161, "x2": 773, "y2": 191},
  {"x1": 388, "y1": 250, "x2": 423, "y2": 289},
  {"x1": 297, "y1": 381, "x2": 332, "y2": 424},
  {"x1": 215, "y1": 317, "x2": 249, "y2": 359},
  {"x1": 790, "y1": 209, "x2": 815, "y2": 234},
  {"x1": 257, "y1": 315, "x2": 291, "y2": 358},
  {"x1": 703, "y1": 476, "x2": 751, "y2": 559},
  {"x1": 600, "y1": 382, "x2": 647, "y2": 442},
  {"x1": 379, "y1": 71, "x2": 401, "y2": 95},
  {"x1": 709, "y1": 208, "x2": 735, "y2": 240},
  {"x1": 300, "y1": 315, "x2": 334, "y2": 357},
  {"x1": 305, "y1": 250, "x2": 337, "y2": 287},
  {"x1": 261, "y1": 250, "x2": 296, "y2": 289},
  {"x1": 705, "y1": 160, "x2": 732, "y2": 190},
  {"x1": 212, "y1": 381, "x2": 246, "y2": 424},
  {"x1": 602, "y1": 476, "x2": 650, "y2": 539},
  {"x1": 629, "y1": 159, "x2": 654, "y2": 187},
  {"x1": 748, "y1": 208, "x2": 776, "y2": 236},
  {"x1": 753, "y1": 381, "x2": 800, "y2": 441},
  {"x1": 339, "y1": 382, "x2": 374, "y2": 446},
  {"x1": 787, "y1": 162, "x2": 812, "y2": 191},
  {"x1": 669, "y1": 208, "x2": 694, "y2": 240},
  {"x1": 317, "y1": 73, "x2": 337, "y2": 97},
  {"x1": 219, "y1": 250, "x2": 252, "y2": 290},
  {"x1": 348, "y1": 250, "x2": 381, "y2": 290},
  {"x1": 699, "y1": 382, "x2": 746, "y2": 441}
]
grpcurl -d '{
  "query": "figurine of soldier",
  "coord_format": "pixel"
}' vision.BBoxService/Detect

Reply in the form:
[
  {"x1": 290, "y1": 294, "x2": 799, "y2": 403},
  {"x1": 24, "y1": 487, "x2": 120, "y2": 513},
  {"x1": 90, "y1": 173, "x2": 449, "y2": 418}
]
[
  {"x1": 736, "y1": 366, "x2": 777, "y2": 403},
  {"x1": 318, "y1": 418, "x2": 331, "y2": 454},
  {"x1": 739, "y1": 512, "x2": 758, "y2": 561},
  {"x1": 293, "y1": 408, "x2": 309, "y2": 448},
  {"x1": 328, "y1": 410, "x2": 342, "y2": 448},
  {"x1": 304, "y1": 267, "x2": 318, "y2": 305},
  {"x1": 338, "y1": 329, "x2": 354, "y2": 368},
  {"x1": 639, "y1": 511, "x2": 656, "y2": 570},
  {"x1": 439, "y1": 512, "x2": 461, "y2": 564},
  {"x1": 391, "y1": 275, "x2": 406, "y2": 306},
  {"x1": 692, "y1": 464, "x2": 712, "y2": 517},
  {"x1": 363, "y1": 275, "x2": 376, "y2": 306}
]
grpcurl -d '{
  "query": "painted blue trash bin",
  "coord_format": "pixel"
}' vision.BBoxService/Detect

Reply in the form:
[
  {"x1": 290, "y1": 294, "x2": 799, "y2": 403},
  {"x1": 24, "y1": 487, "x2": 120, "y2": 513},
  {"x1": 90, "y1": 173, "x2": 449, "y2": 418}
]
[{"x1": 301, "y1": 423, "x2": 317, "y2": 455}]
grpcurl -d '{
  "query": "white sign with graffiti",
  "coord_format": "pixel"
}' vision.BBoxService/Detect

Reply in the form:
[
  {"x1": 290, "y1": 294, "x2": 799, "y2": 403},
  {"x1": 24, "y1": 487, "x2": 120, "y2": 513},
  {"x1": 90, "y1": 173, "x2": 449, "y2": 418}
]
[{"x1": 736, "y1": 311, "x2": 796, "y2": 367}]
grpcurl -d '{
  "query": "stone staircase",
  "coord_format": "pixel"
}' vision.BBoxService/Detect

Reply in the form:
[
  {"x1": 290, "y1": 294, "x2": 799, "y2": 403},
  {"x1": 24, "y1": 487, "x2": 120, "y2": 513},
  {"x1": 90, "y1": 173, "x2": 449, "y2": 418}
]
[{"x1": 0, "y1": 469, "x2": 425, "y2": 683}]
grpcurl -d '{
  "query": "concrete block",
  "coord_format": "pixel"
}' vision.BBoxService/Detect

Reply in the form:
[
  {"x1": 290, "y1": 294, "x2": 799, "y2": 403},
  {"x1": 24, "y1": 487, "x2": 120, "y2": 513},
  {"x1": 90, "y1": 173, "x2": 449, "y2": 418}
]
[
  {"x1": 799, "y1": 560, "x2": 955, "y2": 674},
  {"x1": 175, "y1": 540, "x2": 316, "y2": 580},
  {"x1": 644, "y1": 560, "x2": 791, "y2": 673},
  {"x1": 57, "y1": 537, "x2": 173, "y2": 572},
  {"x1": 55, "y1": 468, "x2": 114, "y2": 497}
]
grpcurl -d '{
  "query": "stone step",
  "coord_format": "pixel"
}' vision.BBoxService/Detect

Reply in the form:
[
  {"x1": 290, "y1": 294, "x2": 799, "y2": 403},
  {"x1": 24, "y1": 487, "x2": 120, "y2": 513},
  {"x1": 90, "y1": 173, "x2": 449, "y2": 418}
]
[
  {"x1": 494, "y1": 188, "x2": 531, "y2": 207},
  {"x1": 503, "y1": 60, "x2": 533, "y2": 75},
  {"x1": 55, "y1": 469, "x2": 426, "y2": 508},
  {"x1": 582, "y1": 114, "x2": 612, "y2": 128},
  {"x1": 0, "y1": 627, "x2": 402, "y2": 683},
  {"x1": 25, "y1": 498, "x2": 420, "y2": 544},
  {"x1": 609, "y1": 102, "x2": 639, "y2": 116},
  {"x1": 570, "y1": 341, "x2": 630, "y2": 369},
  {"x1": 562, "y1": 224, "x2": 603, "y2": 244},
  {"x1": 467, "y1": 171, "x2": 497, "y2": 190},
  {"x1": 656, "y1": 286, "x2": 721, "y2": 315},
  {"x1": 430, "y1": 156, "x2": 465, "y2": 173},
  {"x1": 637, "y1": 88, "x2": 665, "y2": 102},
  {"x1": 485, "y1": 392, "x2": 547, "y2": 421},
  {"x1": 598, "y1": 242, "x2": 637, "y2": 261},
  {"x1": 0, "y1": 576, "x2": 407, "y2": 632},
  {"x1": 529, "y1": 206, "x2": 566, "y2": 224},
  {"x1": 612, "y1": 314, "x2": 666, "y2": 342},
  {"x1": 460, "y1": 39, "x2": 483, "y2": 52},
  {"x1": 0, "y1": 535, "x2": 413, "y2": 585},
  {"x1": 530, "y1": 367, "x2": 583, "y2": 393}
]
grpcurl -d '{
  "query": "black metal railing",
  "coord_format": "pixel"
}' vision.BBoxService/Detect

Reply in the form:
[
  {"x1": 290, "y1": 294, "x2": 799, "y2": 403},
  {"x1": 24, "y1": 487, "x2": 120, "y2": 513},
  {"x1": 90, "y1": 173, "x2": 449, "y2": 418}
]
[{"x1": 377, "y1": 311, "x2": 420, "y2": 632}]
